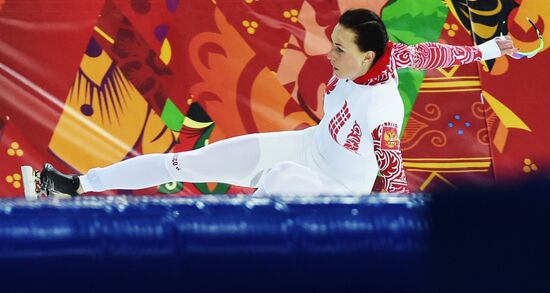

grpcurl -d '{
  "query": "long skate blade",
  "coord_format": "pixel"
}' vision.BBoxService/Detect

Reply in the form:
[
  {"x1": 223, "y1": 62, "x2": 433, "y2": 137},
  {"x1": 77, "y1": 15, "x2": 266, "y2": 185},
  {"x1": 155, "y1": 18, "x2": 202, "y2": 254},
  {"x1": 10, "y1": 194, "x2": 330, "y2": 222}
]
[
  {"x1": 48, "y1": 190, "x2": 72, "y2": 199},
  {"x1": 21, "y1": 166, "x2": 38, "y2": 200}
]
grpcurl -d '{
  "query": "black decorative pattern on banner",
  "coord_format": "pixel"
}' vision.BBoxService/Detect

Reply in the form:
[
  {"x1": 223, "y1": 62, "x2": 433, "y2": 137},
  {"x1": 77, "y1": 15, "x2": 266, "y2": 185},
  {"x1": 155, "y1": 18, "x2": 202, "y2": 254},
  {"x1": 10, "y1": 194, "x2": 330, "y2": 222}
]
[{"x1": 448, "y1": 0, "x2": 519, "y2": 70}]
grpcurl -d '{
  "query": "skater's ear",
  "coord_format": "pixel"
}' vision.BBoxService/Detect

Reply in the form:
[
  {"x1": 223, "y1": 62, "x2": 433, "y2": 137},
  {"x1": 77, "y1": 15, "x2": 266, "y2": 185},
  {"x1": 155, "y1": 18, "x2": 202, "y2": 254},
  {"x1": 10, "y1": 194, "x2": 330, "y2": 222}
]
[{"x1": 363, "y1": 51, "x2": 375, "y2": 62}]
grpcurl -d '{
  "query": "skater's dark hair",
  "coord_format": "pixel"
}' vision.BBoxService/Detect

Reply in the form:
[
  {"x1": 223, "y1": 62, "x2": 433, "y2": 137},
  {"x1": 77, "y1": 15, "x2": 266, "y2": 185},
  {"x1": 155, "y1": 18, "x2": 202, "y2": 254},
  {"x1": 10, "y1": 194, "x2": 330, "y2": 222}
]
[{"x1": 338, "y1": 9, "x2": 388, "y2": 64}]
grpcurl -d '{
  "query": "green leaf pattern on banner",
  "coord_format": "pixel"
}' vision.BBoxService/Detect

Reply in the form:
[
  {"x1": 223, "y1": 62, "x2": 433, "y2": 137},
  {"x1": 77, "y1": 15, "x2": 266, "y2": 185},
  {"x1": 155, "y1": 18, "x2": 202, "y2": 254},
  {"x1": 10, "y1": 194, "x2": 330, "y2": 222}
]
[{"x1": 382, "y1": 0, "x2": 449, "y2": 132}]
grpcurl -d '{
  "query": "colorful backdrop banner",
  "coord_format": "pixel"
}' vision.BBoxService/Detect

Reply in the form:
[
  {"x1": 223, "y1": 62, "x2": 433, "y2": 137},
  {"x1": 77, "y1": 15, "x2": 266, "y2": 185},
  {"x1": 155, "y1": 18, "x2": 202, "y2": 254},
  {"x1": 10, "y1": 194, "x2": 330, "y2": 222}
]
[{"x1": 1, "y1": 0, "x2": 549, "y2": 197}]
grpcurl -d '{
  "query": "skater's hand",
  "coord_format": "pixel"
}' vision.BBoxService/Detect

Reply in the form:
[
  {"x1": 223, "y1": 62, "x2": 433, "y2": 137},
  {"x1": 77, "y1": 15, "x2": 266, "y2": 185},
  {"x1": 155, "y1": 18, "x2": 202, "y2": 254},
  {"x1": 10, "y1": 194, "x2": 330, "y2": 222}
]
[{"x1": 496, "y1": 35, "x2": 519, "y2": 57}]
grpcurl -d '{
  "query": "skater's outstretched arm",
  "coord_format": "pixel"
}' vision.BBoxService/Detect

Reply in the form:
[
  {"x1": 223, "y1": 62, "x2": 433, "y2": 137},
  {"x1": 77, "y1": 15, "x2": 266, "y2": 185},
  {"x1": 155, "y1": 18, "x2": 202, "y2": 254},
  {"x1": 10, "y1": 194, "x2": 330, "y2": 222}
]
[{"x1": 392, "y1": 36, "x2": 518, "y2": 70}]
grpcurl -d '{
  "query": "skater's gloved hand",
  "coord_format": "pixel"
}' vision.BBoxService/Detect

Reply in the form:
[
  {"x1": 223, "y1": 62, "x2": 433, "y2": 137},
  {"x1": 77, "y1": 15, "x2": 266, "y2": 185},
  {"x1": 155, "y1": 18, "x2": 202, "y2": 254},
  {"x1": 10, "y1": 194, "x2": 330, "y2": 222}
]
[
  {"x1": 495, "y1": 35, "x2": 519, "y2": 57},
  {"x1": 477, "y1": 35, "x2": 519, "y2": 60}
]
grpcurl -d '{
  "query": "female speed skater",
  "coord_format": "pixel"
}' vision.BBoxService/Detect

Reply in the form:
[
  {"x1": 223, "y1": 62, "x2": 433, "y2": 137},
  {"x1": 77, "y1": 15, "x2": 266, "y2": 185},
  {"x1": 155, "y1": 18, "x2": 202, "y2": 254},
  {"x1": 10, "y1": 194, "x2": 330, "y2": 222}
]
[{"x1": 22, "y1": 8, "x2": 519, "y2": 199}]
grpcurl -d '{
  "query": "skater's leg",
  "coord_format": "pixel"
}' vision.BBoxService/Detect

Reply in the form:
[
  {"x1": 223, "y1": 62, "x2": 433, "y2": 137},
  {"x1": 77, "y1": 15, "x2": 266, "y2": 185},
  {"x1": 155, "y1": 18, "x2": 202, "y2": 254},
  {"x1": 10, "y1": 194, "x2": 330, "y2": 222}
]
[
  {"x1": 166, "y1": 128, "x2": 314, "y2": 187},
  {"x1": 79, "y1": 154, "x2": 174, "y2": 192},
  {"x1": 80, "y1": 128, "x2": 315, "y2": 193},
  {"x1": 254, "y1": 161, "x2": 348, "y2": 196}
]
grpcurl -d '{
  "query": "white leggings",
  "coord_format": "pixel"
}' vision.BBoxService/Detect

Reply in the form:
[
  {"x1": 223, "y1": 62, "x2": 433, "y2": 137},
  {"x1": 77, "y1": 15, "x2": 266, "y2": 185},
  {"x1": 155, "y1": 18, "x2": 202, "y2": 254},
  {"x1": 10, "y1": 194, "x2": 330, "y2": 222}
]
[{"x1": 79, "y1": 126, "x2": 348, "y2": 195}]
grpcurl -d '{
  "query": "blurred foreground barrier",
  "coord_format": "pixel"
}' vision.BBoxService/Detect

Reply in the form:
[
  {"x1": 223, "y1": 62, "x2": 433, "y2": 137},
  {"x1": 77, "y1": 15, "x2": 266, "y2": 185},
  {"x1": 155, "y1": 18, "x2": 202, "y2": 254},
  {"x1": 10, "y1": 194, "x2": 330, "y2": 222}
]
[
  {"x1": 1, "y1": 179, "x2": 550, "y2": 293},
  {"x1": 0, "y1": 194, "x2": 429, "y2": 292}
]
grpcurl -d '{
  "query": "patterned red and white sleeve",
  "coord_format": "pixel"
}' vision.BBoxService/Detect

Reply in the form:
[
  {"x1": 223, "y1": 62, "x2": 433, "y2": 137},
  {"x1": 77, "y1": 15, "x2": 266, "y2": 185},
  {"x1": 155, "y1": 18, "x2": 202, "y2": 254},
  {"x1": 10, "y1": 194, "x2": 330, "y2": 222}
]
[
  {"x1": 371, "y1": 122, "x2": 409, "y2": 193},
  {"x1": 392, "y1": 42, "x2": 483, "y2": 70}
]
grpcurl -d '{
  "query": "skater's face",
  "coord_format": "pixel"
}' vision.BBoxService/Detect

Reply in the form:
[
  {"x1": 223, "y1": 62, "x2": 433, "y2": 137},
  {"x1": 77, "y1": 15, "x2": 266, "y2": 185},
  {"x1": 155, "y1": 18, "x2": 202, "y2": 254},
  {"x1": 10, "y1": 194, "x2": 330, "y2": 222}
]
[{"x1": 327, "y1": 24, "x2": 375, "y2": 80}]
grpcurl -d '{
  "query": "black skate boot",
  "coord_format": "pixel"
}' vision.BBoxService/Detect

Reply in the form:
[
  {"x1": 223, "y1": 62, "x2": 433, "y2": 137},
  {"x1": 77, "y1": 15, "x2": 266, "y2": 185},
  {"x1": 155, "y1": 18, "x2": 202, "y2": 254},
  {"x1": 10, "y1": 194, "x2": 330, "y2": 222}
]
[{"x1": 21, "y1": 164, "x2": 80, "y2": 200}]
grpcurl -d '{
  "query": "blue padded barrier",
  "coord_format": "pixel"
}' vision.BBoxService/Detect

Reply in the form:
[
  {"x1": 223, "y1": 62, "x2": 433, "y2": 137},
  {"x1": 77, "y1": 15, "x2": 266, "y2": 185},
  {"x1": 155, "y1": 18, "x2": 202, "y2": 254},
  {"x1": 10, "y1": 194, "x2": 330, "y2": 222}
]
[
  {"x1": 0, "y1": 195, "x2": 430, "y2": 292},
  {"x1": 2, "y1": 179, "x2": 550, "y2": 292}
]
